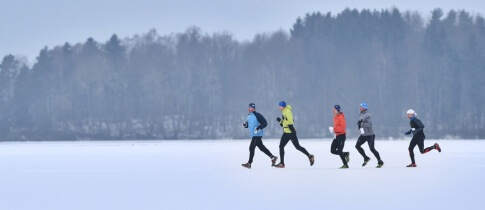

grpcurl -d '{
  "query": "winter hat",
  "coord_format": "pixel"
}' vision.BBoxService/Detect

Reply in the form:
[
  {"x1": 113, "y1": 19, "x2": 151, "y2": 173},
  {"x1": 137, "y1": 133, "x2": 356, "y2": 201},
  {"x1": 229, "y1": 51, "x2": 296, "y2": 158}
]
[
  {"x1": 278, "y1": 101, "x2": 287, "y2": 107},
  {"x1": 406, "y1": 109, "x2": 417, "y2": 116},
  {"x1": 334, "y1": 105, "x2": 341, "y2": 112},
  {"x1": 249, "y1": 103, "x2": 256, "y2": 109},
  {"x1": 360, "y1": 102, "x2": 368, "y2": 110}
]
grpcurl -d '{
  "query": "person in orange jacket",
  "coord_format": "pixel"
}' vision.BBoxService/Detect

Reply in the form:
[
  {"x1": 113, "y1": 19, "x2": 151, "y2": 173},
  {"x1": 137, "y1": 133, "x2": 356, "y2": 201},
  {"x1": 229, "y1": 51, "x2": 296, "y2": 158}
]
[{"x1": 329, "y1": 105, "x2": 350, "y2": 169}]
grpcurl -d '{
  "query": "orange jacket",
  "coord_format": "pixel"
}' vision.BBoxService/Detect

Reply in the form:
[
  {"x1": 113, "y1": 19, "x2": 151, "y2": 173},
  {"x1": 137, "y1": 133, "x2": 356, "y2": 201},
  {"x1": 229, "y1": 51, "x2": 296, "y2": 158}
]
[{"x1": 333, "y1": 112, "x2": 346, "y2": 135}]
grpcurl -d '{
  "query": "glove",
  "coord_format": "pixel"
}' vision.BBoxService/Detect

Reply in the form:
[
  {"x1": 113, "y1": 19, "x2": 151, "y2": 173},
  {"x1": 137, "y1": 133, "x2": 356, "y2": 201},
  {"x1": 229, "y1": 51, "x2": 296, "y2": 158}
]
[
  {"x1": 276, "y1": 117, "x2": 281, "y2": 122},
  {"x1": 357, "y1": 120, "x2": 362, "y2": 129},
  {"x1": 254, "y1": 128, "x2": 260, "y2": 134},
  {"x1": 243, "y1": 122, "x2": 248, "y2": 128},
  {"x1": 404, "y1": 130, "x2": 412, "y2": 136}
]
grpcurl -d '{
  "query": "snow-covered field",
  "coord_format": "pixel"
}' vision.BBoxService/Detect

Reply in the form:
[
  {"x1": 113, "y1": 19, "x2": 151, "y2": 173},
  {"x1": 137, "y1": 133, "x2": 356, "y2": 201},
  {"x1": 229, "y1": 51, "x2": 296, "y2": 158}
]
[{"x1": 0, "y1": 139, "x2": 484, "y2": 210}]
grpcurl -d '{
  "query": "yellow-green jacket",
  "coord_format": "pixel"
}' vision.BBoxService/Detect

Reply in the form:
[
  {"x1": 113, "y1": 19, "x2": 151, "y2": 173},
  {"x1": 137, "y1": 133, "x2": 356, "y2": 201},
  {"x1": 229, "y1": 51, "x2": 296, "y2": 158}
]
[{"x1": 281, "y1": 105, "x2": 295, "y2": 133}]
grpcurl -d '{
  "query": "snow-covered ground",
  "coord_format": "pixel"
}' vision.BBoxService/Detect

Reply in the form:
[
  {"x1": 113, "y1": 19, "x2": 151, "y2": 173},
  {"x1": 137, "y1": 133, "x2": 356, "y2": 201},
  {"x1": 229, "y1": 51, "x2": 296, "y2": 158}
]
[{"x1": 0, "y1": 139, "x2": 483, "y2": 210}]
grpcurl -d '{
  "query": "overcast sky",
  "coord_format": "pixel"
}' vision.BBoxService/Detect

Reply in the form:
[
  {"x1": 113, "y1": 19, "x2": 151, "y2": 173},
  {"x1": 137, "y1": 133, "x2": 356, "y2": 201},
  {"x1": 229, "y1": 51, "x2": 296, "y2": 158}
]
[{"x1": 1, "y1": 0, "x2": 483, "y2": 63}]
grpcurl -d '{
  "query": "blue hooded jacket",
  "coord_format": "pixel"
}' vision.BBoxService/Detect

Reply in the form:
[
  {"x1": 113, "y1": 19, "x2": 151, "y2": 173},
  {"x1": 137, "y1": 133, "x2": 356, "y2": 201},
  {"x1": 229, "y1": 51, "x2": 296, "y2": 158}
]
[{"x1": 246, "y1": 111, "x2": 267, "y2": 137}]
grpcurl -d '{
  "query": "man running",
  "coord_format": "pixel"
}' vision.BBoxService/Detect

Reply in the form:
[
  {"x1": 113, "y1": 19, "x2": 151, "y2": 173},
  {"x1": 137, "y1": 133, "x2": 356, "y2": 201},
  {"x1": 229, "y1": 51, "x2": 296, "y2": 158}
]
[
  {"x1": 242, "y1": 103, "x2": 277, "y2": 169},
  {"x1": 355, "y1": 102, "x2": 384, "y2": 168},
  {"x1": 404, "y1": 109, "x2": 441, "y2": 167},
  {"x1": 274, "y1": 101, "x2": 314, "y2": 168}
]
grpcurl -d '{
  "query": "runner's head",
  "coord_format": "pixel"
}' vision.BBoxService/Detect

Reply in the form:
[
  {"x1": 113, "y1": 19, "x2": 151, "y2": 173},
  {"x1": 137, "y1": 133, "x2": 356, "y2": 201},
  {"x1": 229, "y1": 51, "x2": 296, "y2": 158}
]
[
  {"x1": 278, "y1": 101, "x2": 286, "y2": 111},
  {"x1": 333, "y1": 105, "x2": 341, "y2": 115},
  {"x1": 359, "y1": 102, "x2": 368, "y2": 112},
  {"x1": 248, "y1": 103, "x2": 256, "y2": 112},
  {"x1": 406, "y1": 109, "x2": 417, "y2": 119}
]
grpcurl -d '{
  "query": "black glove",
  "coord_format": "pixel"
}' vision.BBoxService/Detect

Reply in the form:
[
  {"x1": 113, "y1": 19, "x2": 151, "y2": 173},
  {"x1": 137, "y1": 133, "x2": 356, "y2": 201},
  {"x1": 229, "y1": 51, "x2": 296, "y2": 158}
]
[
  {"x1": 288, "y1": 124, "x2": 297, "y2": 134},
  {"x1": 243, "y1": 122, "x2": 248, "y2": 128},
  {"x1": 357, "y1": 120, "x2": 362, "y2": 129},
  {"x1": 279, "y1": 122, "x2": 283, "y2": 127},
  {"x1": 404, "y1": 130, "x2": 412, "y2": 136},
  {"x1": 276, "y1": 117, "x2": 281, "y2": 122}
]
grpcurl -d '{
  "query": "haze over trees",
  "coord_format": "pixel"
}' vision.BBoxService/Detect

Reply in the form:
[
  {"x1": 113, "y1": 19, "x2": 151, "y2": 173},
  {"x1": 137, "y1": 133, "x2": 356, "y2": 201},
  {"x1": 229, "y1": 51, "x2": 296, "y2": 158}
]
[{"x1": 0, "y1": 8, "x2": 484, "y2": 140}]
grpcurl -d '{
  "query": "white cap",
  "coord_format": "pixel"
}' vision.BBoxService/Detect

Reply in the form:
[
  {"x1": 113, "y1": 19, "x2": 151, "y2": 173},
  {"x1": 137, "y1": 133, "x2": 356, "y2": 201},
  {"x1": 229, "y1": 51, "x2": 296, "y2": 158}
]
[{"x1": 406, "y1": 109, "x2": 417, "y2": 115}]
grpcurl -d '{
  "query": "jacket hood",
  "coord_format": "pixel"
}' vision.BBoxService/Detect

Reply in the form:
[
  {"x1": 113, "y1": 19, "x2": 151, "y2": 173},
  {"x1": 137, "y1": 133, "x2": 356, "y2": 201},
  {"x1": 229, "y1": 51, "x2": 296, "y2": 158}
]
[
  {"x1": 335, "y1": 112, "x2": 345, "y2": 116},
  {"x1": 283, "y1": 105, "x2": 292, "y2": 112}
]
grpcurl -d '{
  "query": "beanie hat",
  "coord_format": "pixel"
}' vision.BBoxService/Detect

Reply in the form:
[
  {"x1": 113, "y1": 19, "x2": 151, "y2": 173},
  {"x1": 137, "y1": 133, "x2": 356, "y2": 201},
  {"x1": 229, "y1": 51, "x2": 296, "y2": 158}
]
[
  {"x1": 278, "y1": 101, "x2": 287, "y2": 107},
  {"x1": 406, "y1": 109, "x2": 417, "y2": 116},
  {"x1": 360, "y1": 102, "x2": 368, "y2": 110},
  {"x1": 249, "y1": 103, "x2": 256, "y2": 109},
  {"x1": 334, "y1": 105, "x2": 341, "y2": 112}
]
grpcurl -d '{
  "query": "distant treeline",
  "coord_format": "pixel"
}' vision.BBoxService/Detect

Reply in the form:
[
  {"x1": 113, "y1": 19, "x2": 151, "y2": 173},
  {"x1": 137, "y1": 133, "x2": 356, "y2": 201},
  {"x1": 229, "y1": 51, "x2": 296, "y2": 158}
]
[{"x1": 0, "y1": 8, "x2": 484, "y2": 140}]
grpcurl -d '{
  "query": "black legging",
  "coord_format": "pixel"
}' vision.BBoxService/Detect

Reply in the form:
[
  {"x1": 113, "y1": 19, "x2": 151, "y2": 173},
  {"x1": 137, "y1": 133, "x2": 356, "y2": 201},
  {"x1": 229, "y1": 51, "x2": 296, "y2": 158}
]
[
  {"x1": 408, "y1": 137, "x2": 435, "y2": 164},
  {"x1": 331, "y1": 134, "x2": 347, "y2": 165},
  {"x1": 279, "y1": 133, "x2": 310, "y2": 164},
  {"x1": 248, "y1": 136, "x2": 274, "y2": 163},
  {"x1": 355, "y1": 135, "x2": 381, "y2": 161}
]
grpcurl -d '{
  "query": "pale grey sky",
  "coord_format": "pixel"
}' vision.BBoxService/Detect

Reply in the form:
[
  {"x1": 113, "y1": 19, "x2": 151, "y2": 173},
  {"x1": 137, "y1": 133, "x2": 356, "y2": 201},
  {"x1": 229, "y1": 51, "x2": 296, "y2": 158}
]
[{"x1": 1, "y1": 0, "x2": 483, "y2": 63}]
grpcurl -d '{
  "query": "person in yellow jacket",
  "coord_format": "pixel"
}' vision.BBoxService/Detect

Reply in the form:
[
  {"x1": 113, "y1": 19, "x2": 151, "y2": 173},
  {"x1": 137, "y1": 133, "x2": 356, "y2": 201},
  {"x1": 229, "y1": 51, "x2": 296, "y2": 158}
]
[{"x1": 274, "y1": 101, "x2": 315, "y2": 168}]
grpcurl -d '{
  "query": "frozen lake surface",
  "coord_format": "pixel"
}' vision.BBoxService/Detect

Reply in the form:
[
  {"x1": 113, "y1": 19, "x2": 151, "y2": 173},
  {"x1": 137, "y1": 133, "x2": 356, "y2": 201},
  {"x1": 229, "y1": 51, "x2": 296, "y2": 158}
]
[{"x1": 0, "y1": 139, "x2": 484, "y2": 210}]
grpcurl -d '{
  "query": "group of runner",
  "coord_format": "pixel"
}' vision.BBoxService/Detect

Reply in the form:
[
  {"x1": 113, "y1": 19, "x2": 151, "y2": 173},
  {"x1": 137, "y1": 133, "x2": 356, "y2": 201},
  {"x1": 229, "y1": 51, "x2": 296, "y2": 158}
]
[{"x1": 241, "y1": 101, "x2": 441, "y2": 169}]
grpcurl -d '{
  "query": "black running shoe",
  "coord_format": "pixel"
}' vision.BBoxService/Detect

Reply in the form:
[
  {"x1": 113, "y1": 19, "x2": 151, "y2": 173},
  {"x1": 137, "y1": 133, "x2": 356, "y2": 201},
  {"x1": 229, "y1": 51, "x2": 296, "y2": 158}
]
[
  {"x1": 271, "y1": 156, "x2": 278, "y2": 166},
  {"x1": 309, "y1": 155, "x2": 315, "y2": 166},
  {"x1": 406, "y1": 163, "x2": 417, "y2": 167},
  {"x1": 274, "y1": 163, "x2": 285, "y2": 168},
  {"x1": 339, "y1": 164, "x2": 349, "y2": 169},
  {"x1": 376, "y1": 160, "x2": 384, "y2": 168},
  {"x1": 242, "y1": 163, "x2": 251, "y2": 169},
  {"x1": 362, "y1": 157, "x2": 371, "y2": 167}
]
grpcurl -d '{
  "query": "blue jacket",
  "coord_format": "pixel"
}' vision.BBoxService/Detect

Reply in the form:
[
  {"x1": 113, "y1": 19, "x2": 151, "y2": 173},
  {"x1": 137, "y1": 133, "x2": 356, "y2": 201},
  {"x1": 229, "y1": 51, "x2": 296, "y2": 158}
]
[{"x1": 246, "y1": 111, "x2": 267, "y2": 137}]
